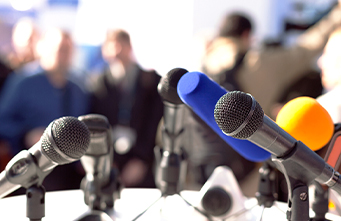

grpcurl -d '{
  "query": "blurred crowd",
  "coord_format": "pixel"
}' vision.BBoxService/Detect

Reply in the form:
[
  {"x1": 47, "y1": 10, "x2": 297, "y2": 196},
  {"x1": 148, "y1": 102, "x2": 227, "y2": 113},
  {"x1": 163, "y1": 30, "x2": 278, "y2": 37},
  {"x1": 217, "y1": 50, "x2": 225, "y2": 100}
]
[{"x1": 0, "y1": 1, "x2": 341, "y2": 201}]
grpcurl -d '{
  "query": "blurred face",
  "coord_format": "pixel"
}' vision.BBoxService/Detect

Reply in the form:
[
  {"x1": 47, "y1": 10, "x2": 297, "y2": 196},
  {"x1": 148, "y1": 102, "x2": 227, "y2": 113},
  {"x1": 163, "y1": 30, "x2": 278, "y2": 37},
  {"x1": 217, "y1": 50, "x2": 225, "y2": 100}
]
[
  {"x1": 102, "y1": 38, "x2": 122, "y2": 62},
  {"x1": 39, "y1": 29, "x2": 73, "y2": 72},
  {"x1": 12, "y1": 20, "x2": 40, "y2": 60},
  {"x1": 318, "y1": 31, "x2": 341, "y2": 91},
  {"x1": 56, "y1": 34, "x2": 73, "y2": 68},
  {"x1": 102, "y1": 37, "x2": 131, "y2": 63}
]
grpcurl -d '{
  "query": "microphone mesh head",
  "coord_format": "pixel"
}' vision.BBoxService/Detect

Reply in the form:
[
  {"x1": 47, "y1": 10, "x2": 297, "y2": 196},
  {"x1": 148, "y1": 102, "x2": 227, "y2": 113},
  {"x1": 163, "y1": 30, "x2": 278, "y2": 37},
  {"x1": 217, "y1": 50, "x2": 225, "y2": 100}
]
[
  {"x1": 214, "y1": 91, "x2": 264, "y2": 139},
  {"x1": 157, "y1": 68, "x2": 188, "y2": 104},
  {"x1": 78, "y1": 114, "x2": 111, "y2": 155},
  {"x1": 41, "y1": 116, "x2": 90, "y2": 164}
]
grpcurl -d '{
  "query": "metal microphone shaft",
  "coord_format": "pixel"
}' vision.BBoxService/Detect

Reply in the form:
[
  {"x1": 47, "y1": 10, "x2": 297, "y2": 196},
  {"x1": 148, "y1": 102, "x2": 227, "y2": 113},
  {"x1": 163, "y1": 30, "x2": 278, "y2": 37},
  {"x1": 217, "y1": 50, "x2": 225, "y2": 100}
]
[
  {"x1": 214, "y1": 91, "x2": 341, "y2": 195},
  {"x1": 79, "y1": 114, "x2": 117, "y2": 210},
  {"x1": 156, "y1": 68, "x2": 188, "y2": 195}
]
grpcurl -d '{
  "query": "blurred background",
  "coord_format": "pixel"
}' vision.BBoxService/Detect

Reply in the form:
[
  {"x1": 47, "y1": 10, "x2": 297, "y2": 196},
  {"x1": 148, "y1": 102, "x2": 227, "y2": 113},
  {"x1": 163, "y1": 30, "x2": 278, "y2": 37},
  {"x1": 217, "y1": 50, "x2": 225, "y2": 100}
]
[{"x1": 0, "y1": 0, "x2": 337, "y2": 76}]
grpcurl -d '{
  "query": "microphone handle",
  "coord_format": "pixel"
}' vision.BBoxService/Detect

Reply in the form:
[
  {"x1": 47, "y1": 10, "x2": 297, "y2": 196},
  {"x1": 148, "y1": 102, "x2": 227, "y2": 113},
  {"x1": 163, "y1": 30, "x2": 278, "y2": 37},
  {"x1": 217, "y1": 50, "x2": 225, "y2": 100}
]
[
  {"x1": 81, "y1": 155, "x2": 111, "y2": 185},
  {"x1": 0, "y1": 170, "x2": 20, "y2": 199},
  {"x1": 245, "y1": 114, "x2": 341, "y2": 194},
  {"x1": 0, "y1": 149, "x2": 54, "y2": 199},
  {"x1": 272, "y1": 141, "x2": 341, "y2": 195},
  {"x1": 0, "y1": 151, "x2": 36, "y2": 198},
  {"x1": 329, "y1": 172, "x2": 341, "y2": 195},
  {"x1": 162, "y1": 102, "x2": 184, "y2": 153}
]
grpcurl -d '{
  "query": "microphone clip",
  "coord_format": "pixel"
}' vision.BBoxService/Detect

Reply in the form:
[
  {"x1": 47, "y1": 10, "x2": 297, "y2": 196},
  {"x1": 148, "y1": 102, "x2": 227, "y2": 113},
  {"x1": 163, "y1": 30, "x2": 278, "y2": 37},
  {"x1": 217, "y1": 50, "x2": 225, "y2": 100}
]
[{"x1": 81, "y1": 167, "x2": 120, "y2": 211}]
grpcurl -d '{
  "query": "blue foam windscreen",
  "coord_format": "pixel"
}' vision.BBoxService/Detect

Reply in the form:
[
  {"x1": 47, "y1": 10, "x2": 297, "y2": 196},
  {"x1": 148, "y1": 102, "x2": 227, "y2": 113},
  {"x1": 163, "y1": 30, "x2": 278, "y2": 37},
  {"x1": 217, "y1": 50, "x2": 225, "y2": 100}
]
[{"x1": 177, "y1": 71, "x2": 271, "y2": 162}]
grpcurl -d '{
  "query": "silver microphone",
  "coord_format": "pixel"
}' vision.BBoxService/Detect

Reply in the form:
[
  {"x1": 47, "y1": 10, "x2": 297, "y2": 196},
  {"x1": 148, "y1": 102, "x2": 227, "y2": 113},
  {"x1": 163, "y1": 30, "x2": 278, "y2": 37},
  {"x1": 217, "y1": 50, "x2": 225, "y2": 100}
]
[
  {"x1": 0, "y1": 116, "x2": 90, "y2": 199},
  {"x1": 156, "y1": 68, "x2": 188, "y2": 195},
  {"x1": 214, "y1": 91, "x2": 341, "y2": 195},
  {"x1": 79, "y1": 114, "x2": 118, "y2": 210}
]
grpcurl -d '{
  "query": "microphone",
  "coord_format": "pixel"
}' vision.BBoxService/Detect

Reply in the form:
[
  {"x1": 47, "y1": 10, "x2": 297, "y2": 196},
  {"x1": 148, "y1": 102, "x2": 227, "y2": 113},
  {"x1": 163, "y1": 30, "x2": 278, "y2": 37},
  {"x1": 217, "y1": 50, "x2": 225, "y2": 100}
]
[
  {"x1": 156, "y1": 67, "x2": 188, "y2": 195},
  {"x1": 177, "y1": 71, "x2": 270, "y2": 162},
  {"x1": 277, "y1": 97, "x2": 341, "y2": 172},
  {"x1": 276, "y1": 96, "x2": 335, "y2": 219},
  {"x1": 276, "y1": 96, "x2": 334, "y2": 151},
  {"x1": 323, "y1": 124, "x2": 341, "y2": 215},
  {"x1": 214, "y1": 91, "x2": 341, "y2": 195},
  {"x1": 78, "y1": 114, "x2": 118, "y2": 211},
  {"x1": 324, "y1": 124, "x2": 341, "y2": 172},
  {"x1": 0, "y1": 116, "x2": 90, "y2": 199}
]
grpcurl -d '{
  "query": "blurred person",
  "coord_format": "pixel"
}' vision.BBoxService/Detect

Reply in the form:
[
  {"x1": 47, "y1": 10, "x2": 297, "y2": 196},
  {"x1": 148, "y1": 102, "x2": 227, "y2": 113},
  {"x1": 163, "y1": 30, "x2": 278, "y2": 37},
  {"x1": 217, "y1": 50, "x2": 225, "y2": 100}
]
[
  {"x1": 6, "y1": 18, "x2": 41, "y2": 75},
  {"x1": 0, "y1": 28, "x2": 90, "y2": 192},
  {"x1": 186, "y1": 5, "x2": 341, "y2": 197},
  {"x1": 0, "y1": 18, "x2": 40, "y2": 97},
  {"x1": 201, "y1": 4, "x2": 341, "y2": 120},
  {"x1": 89, "y1": 29, "x2": 163, "y2": 188},
  {"x1": 0, "y1": 18, "x2": 42, "y2": 110},
  {"x1": 0, "y1": 58, "x2": 13, "y2": 97},
  {"x1": 317, "y1": 28, "x2": 341, "y2": 123},
  {"x1": 1, "y1": 18, "x2": 87, "y2": 98}
]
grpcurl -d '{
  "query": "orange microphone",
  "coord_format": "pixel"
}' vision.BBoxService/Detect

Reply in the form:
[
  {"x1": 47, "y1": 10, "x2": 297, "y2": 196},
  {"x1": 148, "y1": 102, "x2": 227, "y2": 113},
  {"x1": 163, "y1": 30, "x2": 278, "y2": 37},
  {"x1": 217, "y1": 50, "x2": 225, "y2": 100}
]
[
  {"x1": 276, "y1": 96, "x2": 334, "y2": 152},
  {"x1": 276, "y1": 96, "x2": 337, "y2": 218}
]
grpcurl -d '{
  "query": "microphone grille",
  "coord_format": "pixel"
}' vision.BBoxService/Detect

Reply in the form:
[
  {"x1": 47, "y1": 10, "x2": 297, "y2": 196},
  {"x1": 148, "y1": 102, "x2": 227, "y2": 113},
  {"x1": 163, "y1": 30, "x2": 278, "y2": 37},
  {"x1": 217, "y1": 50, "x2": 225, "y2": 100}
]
[
  {"x1": 41, "y1": 116, "x2": 90, "y2": 164},
  {"x1": 214, "y1": 91, "x2": 263, "y2": 139},
  {"x1": 157, "y1": 68, "x2": 188, "y2": 104}
]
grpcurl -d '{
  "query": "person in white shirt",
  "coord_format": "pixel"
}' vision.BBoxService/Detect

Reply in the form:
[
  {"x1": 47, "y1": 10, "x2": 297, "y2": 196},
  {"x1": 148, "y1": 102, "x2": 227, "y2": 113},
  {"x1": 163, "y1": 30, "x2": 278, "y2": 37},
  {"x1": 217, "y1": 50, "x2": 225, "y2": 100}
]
[{"x1": 317, "y1": 28, "x2": 341, "y2": 123}]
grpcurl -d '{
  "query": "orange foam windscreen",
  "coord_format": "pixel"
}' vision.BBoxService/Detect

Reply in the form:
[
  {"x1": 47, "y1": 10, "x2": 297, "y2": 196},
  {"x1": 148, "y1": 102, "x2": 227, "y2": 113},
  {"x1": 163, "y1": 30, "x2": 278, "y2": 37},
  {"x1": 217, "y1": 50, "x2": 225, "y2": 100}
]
[{"x1": 276, "y1": 96, "x2": 334, "y2": 151}]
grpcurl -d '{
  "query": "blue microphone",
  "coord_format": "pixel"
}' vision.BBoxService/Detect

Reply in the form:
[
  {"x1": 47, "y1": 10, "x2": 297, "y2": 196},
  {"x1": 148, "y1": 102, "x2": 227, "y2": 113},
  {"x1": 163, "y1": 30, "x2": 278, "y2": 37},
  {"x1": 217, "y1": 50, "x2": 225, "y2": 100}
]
[{"x1": 177, "y1": 71, "x2": 270, "y2": 162}]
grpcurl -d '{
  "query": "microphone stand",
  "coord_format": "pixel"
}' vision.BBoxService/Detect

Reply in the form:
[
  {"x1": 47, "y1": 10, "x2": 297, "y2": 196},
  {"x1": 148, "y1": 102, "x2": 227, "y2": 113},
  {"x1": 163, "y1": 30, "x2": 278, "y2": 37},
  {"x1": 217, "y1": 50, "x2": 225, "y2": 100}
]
[
  {"x1": 26, "y1": 184, "x2": 46, "y2": 221},
  {"x1": 131, "y1": 105, "x2": 212, "y2": 220},
  {"x1": 81, "y1": 164, "x2": 119, "y2": 211},
  {"x1": 254, "y1": 155, "x2": 331, "y2": 220},
  {"x1": 271, "y1": 140, "x2": 336, "y2": 221},
  {"x1": 312, "y1": 182, "x2": 331, "y2": 221},
  {"x1": 156, "y1": 105, "x2": 212, "y2": 219},
  {"x1": 156, "y1": 102, "x2": 186, "y2": 197},
  {"x1": 224, "y1": 160, "x2": 278, "y2": 220},
  {"x1": 77, "y1": 114, "x2": 119, "y2": 221},
  {"x1": 132, "y1": 144, "x2": 213, "y2": 221},
  {"x1": 157, "y1": 126, "x2": 185, "y2": 196},
  {"x1": 3, "y1": 147, "x2": 51, "y2": 221},
  {"x1": 272, "y1": 153, "x2": 311, "y2": 221},
  {"x1": 255, "y1": 160, "x2": 277, "y2": 209}
]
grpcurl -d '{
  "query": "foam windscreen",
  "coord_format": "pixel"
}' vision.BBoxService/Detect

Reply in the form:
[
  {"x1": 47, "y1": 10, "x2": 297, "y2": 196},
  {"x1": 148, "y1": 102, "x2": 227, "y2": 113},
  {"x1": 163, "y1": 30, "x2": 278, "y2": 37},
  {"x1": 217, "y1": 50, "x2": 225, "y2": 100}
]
[{"x1": 276, "y1": 96, "x2": 334, "y2": 151}]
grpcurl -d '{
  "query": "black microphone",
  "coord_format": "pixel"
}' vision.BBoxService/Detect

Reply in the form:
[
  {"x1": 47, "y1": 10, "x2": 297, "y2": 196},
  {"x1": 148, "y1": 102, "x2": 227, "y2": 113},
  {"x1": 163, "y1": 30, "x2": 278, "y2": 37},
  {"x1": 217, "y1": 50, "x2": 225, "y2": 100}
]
[
  {"x1": 78, "y1": 114, "x2": 118, "y2": 211},
  {"x1": 0, "y1": 116, "x2": 90, "y2": 198},
  {"x1": 156, "y1": 67, "x2": 188, "y2": 195},
  {"x1": 213, "y1": 91, "x2": 341, "y2": 195}
]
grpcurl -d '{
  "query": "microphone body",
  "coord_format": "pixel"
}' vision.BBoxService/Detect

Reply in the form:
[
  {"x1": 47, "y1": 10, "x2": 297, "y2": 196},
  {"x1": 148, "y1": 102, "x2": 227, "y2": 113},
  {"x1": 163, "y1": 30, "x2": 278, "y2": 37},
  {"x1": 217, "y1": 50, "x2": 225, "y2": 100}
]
[
  {"x1": 177, "y1": 71, "x2": 270, "y2": 162},
  {"x1": 156, "y1": 68, "x2": 188, "y2": 195},
  {"x1": 162, "y1": 101, "x2": 185, "y2": 154},
  {"x1": 214, "y1": 91, "x2": 341, "y2": 194},
  {"x1": 79, "y1": 114, "x2": 117, "y2": 210},
  {"x1": 0, "y1": 116, "x2": 90, "y2": 199},
  {"x1": 276, "y1": 96, "x2": 335, "y2": 217}
]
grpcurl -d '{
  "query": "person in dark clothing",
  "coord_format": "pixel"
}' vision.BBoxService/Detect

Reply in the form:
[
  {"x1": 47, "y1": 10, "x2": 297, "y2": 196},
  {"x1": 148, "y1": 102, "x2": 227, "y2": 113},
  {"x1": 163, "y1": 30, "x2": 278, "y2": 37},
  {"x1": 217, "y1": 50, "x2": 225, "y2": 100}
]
[
  {"x1": 0, "y1": 59, "x2": 13, "y2": 95},
  {"x1": 89, "y1": 29, "x2": 163, "y2": 188},
  {"x1": 0, "y1": 28, "x2": 89, "y2": 194},
  {"x1": 202, "y1": 7, "x2": 341, "y2": 119}
]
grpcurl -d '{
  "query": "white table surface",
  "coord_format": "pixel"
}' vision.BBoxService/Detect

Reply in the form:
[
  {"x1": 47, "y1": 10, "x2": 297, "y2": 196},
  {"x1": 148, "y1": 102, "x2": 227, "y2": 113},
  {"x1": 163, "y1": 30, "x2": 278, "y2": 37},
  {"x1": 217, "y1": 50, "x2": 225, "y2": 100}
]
[{"x1": 0, "y1": 188, "x2": 341, "y2": 221}]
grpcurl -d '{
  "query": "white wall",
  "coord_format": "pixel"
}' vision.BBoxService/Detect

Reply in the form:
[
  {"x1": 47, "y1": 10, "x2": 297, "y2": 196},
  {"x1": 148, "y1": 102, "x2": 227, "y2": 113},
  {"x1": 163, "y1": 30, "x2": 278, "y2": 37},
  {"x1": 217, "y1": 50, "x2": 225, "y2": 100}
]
[
  {"x1": 192, "y1": 0, "x2": 289, "y2": 44},
  {"x1": 75, "y1": 0, "x2": 195, "y2": 75},
  {"x1": 0, "y1": 0, "x2": 291, "y2": 75},
  {"x1": 74, "y1": 0, "x2": 290, "y2": 75}
]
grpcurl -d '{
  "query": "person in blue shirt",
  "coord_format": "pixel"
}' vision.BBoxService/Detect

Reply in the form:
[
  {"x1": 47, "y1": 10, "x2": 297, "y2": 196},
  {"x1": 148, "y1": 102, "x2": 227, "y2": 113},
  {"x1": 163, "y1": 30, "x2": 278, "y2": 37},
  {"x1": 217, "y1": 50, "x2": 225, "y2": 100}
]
[{"x1": 0, "y1": 27, "x2": 89, "y2": 193}]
